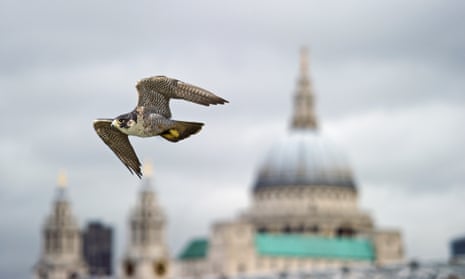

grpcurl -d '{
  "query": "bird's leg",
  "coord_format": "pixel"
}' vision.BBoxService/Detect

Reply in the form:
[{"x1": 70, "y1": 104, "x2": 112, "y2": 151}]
[
  {"x1": 168, "y1": 129, "x2": 179, "y2": 138},
  {"x1": 161, "y1": 129, "x2": 180, "y2": 140}
]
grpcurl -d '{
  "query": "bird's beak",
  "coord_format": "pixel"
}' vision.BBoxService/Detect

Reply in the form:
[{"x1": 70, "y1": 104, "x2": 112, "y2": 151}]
[{"x1": 111, "y1": 119, "x2": 118, "y2": 128}]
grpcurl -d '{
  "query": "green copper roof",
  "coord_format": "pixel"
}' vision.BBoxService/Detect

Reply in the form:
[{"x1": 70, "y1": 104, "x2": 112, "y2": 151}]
[
  {"x1": 178, "y1": 238, "x2": 209, "y2": 260},
  {"x1": 178, "y1": 234, "x2": 374, "y2": 261},
  {"x1": 255, "y1": 234, "x2": 374, "y2": 260}
]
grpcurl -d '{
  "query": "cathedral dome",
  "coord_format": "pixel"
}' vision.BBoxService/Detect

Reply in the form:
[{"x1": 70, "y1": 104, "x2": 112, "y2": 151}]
[
  {"x1": 253, "y1": 47, "x2": 356, "y2": 192},
  {"x1": 254, "y1": 130, "x2": 355, "y2": 191}
]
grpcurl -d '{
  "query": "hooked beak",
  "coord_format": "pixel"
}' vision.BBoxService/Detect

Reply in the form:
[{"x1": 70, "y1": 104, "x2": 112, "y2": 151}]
[{"x1": 111, "y1": 119, "x2": 118, "y2": 128}]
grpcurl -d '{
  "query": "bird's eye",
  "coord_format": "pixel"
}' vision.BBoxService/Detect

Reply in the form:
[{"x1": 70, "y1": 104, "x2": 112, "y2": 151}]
[{"x1": 118, "y1": 119, "x2": 124, "y2": 123}]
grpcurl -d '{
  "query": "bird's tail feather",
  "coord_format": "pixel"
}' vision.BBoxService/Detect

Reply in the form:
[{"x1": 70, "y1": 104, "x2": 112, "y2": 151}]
[{"x1": 160, "y1": 120, "x2": 204, "y2": 142}]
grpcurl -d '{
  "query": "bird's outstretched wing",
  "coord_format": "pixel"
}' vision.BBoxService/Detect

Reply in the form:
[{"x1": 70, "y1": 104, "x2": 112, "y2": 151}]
[
  {"x1": 93, "y1": 119, "x2": 142, "y2": 178},
  {"x1": 136, "y1": 76, "x2": 228, "y2": 117}
]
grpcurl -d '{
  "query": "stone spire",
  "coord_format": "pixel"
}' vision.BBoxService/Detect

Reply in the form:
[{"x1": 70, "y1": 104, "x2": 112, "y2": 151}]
[
  {"x1": 121, "y1": 161, "x2": 170, "y2": 279},
  {"x1": 291, "y1": 47, "x2": 318, "y2": 130},
  {"x1": 34, "y1": 171, "x2": 87, "y2": 279}
]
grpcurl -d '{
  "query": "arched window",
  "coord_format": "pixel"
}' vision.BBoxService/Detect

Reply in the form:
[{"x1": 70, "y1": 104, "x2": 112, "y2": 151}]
[
  {"x1": 67, "y1": 231, "x2": 74, "y2": 252},
  {"x1": 309, "y1": 225, "x2": 319, "y2": 233},
  {"x1": 38, "y1": 269, "x2": 48, "y2": 279},
  {"x1": 56, "y1": 231, "x2": 62, "y2": 252},
  {"x1": 45, "y1": 231, "x2": 51, "y2": 253},
  {"x1": 336, "y1": 226, "x2": 355, "y2": 237},
  {"x1": 125, "y1": 260, "x2": 135, "y2": 277},
  {"x1": 282, "y1": 225, "x2": 292, "y2": 234},
  {"x1": 153, "y1": 260, "x2": 167, "y2": 276}
]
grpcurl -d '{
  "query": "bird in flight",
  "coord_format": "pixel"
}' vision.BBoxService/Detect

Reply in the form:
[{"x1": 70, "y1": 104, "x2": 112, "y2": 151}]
[{"x1": 93, "y1": 75, "x2": 228, "y2": 178}]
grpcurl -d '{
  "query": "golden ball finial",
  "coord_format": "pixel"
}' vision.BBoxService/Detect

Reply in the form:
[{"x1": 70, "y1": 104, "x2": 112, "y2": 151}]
[
  {"x1": 143, "y1": 160, "x2": 154, "y2": 177},
  {"x1": 57, "y1": 169, "x2": 68, "y2": 188}
]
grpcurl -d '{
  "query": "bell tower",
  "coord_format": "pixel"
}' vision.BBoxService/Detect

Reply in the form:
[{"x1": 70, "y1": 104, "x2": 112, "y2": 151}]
[
  {"x1": 34, "y1": 170, "x2": 87, "y2": 279},
  {"x1": 120, "y1": 163, "x2": 170, "y2": 279}
]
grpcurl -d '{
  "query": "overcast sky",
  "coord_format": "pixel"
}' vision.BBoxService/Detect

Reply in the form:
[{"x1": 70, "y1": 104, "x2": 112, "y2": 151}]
[{"x1": 1, "y1": 0, "x2": 464, "y2": 278}]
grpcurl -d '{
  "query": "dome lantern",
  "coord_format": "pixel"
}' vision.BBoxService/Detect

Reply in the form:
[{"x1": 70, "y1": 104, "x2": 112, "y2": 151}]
[{"x1": 291, "y1": 47, "x2": 318, "y2": 130}]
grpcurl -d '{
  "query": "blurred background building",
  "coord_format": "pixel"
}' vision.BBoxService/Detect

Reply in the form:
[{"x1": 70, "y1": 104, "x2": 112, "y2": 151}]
[
  {"x1": 34, "y1": 172, "x2": 88, "y2": 279},
  {"x1": 120, "y1": 163, "x2": 170, "y2": 279},
  {"x1": 175, "y1": 48, "x2": 404, "y2": 277},
  {"x1": 33, "y1": 48, "x2": 407, "y2": 279},
  {"x1": 82, "y1": 221, "x2": 113, "y2": 277},
  {"x1": 451, "y1": 236, "x2": 465, "y2": 264}
]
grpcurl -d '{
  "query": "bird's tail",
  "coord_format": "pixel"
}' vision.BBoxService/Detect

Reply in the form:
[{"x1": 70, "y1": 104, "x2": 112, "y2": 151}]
[{"x1": 160, "y1": 120, "x2": 204, "y2": 142}]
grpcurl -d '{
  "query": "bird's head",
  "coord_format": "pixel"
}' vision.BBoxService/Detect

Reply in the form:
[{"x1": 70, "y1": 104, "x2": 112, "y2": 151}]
[{"x1": 111, "y1": 112, "x2": 137, "y2": 131}]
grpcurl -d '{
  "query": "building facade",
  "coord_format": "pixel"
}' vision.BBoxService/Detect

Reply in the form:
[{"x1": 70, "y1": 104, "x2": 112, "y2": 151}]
[
  {"x1": 33, "y1": 48, "x2": 405, "y2": 279},
  {"x1": 82, "y1": 221, "x2": 113, "y2": 276},
  {"x1": 176, "y1": 48, "x2": 404, "y2": 278},
  {"x1": 34, "y1": 172, "x2": 88, "y2": 279},
  {"x1": 120, "y1": 164, "x2": 170, "y2": 279}
]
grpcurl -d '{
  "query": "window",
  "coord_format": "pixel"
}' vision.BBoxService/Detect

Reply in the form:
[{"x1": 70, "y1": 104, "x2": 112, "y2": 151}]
[
  {"x1": 124, "y1": 260, "x2": 135, "y2": 276},
  {"x1": 153, "y1": 260, "x2": 167, "y2": 276},
  {"x1": 336, "y1": 226, "x2": 356, "y2": 237},
  {"x1": 309, "y1": 225, "x2": 319, "y2": 233}
]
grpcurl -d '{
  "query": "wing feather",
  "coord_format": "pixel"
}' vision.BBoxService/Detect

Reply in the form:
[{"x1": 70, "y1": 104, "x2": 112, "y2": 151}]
[
  {"x1": 136, "y1": 76, "x2": 228, "y2": 116},
  {"x1": 93, "y1": 119, "x2": 142, "y2": 178},
  {"x1": 173, "y1": 79, "x2": 228, "y2": 106}
]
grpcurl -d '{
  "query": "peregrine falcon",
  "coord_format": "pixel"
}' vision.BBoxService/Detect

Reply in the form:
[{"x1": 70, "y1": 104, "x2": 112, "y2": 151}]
[{"x1": 93, "y1": 75, "x2": 228, "y2": 178}]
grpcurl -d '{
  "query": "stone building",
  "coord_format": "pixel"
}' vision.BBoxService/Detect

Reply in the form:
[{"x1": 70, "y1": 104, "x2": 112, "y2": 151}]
[
  {"x1": 176, "y1": 48, "x2": 404, "y2": 278},
  {"x1": 120, "y1": 163, "x2": 170, "y2": 279},
  {"x1": 34, "y1": 171, "x2": 87, "y2": 279}
]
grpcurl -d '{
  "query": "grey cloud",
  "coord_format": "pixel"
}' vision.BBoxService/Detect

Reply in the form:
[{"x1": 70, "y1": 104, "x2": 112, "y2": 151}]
[{"x1": 324, "y1": 103, "x2": 465, "y2": 193}]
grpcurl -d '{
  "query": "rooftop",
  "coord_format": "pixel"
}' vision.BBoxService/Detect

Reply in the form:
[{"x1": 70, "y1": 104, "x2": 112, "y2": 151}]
[{"x1": 178, "y1": 238, "x2": 209, "y2": 260}]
